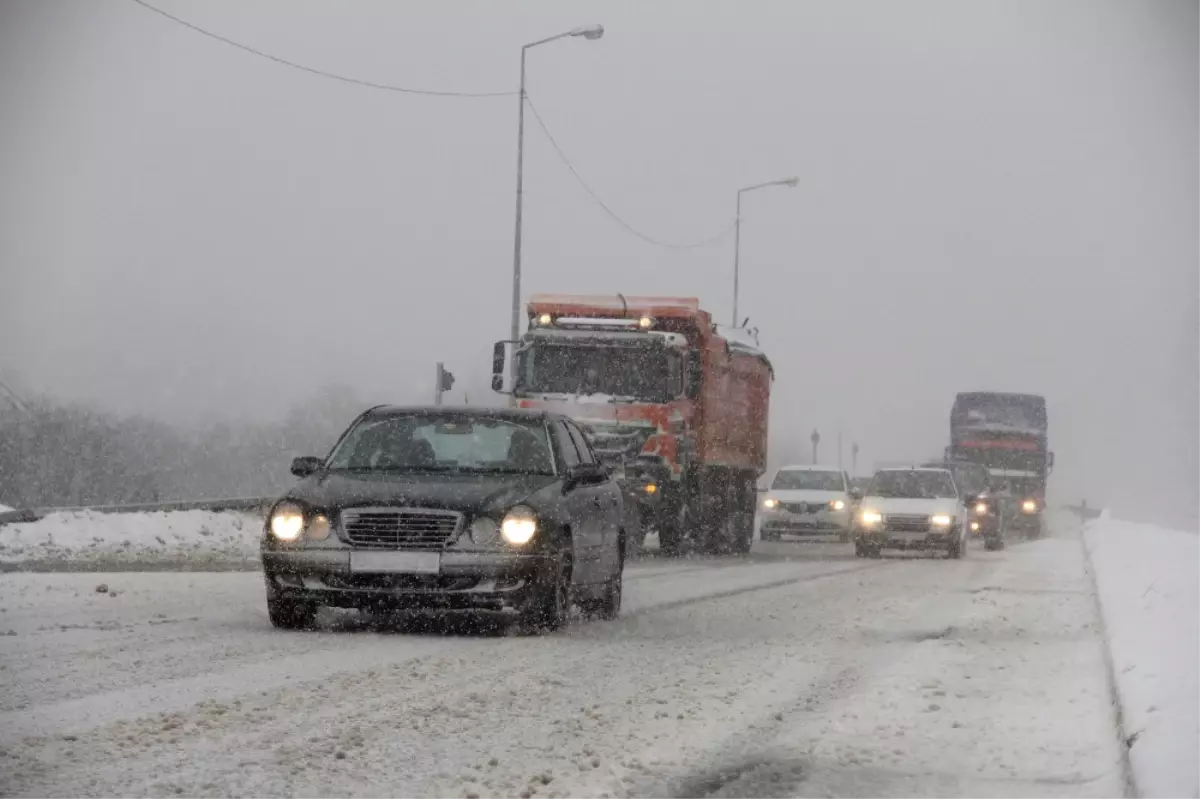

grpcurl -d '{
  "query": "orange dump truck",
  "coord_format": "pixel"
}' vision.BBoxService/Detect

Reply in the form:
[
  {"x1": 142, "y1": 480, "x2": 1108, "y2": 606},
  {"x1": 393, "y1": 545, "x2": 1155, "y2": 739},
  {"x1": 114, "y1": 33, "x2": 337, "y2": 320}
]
[{"x1": 491, "y1": 295, "x2": 773, "y2": 555}]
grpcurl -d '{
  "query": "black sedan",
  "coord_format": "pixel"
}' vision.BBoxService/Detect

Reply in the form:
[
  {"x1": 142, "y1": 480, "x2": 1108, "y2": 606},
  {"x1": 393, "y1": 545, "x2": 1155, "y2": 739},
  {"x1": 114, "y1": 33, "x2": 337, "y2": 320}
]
[{"x1": 261, "y1": 406, "x2": 626, "y2": 633}]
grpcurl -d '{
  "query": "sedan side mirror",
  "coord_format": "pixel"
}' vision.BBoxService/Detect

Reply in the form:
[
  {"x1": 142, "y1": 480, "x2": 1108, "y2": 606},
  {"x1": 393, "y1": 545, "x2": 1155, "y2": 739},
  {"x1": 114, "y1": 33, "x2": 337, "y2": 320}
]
[
  {"x1": 291, "y1": 456, "x2": 324, "y2": 478},
  {"x1": 565, "y1": 462, "x2": 602, "y2": 488}
]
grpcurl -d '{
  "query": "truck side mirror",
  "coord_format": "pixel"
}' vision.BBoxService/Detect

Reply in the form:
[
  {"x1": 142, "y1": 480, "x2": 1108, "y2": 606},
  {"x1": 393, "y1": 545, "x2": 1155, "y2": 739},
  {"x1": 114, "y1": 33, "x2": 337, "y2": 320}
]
[
  {"x1": 685, "y1": 357, "x2": 702, "y2": 398},
  {"x1": 1047, "y1": 451, "x2": 1055, "y2": 472},
  {"x1": 491, "y1": 341, "x2": 512, "y2": 395}
]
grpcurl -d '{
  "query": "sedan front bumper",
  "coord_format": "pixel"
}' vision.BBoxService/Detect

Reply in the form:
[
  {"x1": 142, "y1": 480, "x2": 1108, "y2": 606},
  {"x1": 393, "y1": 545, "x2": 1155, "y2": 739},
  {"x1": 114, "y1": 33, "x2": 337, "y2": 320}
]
[
  {"x1": 855, "y1": 527, "x2": 956, "y2": 550},
  {"x1": 759, "y1": 510, "x2": 850, "y2": 536},
  {"x1": 262, "y1": 548, "x2": 550, "y2": 613}
]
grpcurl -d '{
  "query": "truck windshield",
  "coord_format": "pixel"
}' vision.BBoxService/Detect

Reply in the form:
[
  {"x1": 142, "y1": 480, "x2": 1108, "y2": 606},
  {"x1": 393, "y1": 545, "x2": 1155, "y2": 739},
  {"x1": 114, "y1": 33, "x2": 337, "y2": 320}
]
[
  {"x1": 517, "y1": 343, "x2": 673, "y2": 402},
  {"x1": 954, "y1": 447, "x2": 1045, "y2": 476}
]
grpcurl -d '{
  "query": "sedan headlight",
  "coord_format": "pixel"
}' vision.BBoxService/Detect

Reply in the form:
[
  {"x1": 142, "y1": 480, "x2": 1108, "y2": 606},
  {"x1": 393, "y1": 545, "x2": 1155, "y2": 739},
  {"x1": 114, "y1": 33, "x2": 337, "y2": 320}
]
[
  {"x1": 1021, "y1": 499, "x2": 1038, "y2": 514},
  {"x1": 931, "y1": 514, "x2": 953, "y2": 527},
  {"x1": 829, "y1": 499, "x2": 846, "y2": 511},
  {"x1": 859, "y1": 509, "x2": 882, "y2": 526},
  {"x1": 307, "y1": 513, "x2": 331, "y2": 541},
  {"x1": 269, "y1": 501, "x2": 305, "y2": 542},
  {"x1": 762, "y1": 497, "x2": 779, "y2": 509},
  {"x1": 500, "y1": 505, "x2": 538, "y2": 545}
]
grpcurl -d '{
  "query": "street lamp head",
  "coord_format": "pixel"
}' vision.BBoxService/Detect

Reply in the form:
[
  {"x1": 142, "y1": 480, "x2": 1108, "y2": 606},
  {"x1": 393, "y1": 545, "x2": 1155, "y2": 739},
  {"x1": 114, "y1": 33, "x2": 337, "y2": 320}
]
[
  {"x1": 571, "y1": 24, "x2": 605, "y2": 40},
  {"x1": 778, "y1": 177, "x2": 800, "y2": 188}
]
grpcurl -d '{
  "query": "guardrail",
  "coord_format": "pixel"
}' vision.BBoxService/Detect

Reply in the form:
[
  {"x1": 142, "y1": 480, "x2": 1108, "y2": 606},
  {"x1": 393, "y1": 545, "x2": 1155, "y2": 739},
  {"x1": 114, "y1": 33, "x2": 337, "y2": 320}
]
[{"x1": 0, "y1": 497, "x2": 272, "y2": 527}]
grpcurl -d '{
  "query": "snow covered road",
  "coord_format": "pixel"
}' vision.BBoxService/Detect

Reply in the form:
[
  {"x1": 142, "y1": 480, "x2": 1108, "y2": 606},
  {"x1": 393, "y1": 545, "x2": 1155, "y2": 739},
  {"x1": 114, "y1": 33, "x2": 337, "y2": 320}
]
[{"x1": 0, "y1": 538, "x2": 1126, "y2": 797}]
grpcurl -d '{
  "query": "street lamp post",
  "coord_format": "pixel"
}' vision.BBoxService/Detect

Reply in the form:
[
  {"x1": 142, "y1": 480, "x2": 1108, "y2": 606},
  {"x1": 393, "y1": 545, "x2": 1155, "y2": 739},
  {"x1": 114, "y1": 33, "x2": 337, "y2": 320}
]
[
  {"x1": 509, "y1": 25, "x2": 604, "y2": 371},
  {"x1": 732, "y1": 176, "x2": 798, "y2": 327}
]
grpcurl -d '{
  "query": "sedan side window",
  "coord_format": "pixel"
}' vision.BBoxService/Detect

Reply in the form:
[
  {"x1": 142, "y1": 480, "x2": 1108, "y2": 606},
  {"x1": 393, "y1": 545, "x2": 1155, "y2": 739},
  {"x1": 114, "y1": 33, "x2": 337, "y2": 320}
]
[
  {"x1": 554, "y1": 422, "x2": 582, "y2": 469},
  {"x1": 566, "y1": 423, "x2": 596, "y2": 465}
]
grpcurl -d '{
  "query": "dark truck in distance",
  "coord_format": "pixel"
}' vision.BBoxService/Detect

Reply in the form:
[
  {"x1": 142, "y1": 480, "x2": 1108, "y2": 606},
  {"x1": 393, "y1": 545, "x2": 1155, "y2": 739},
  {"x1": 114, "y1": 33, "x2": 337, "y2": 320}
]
[
  {"x1": 947, "y1": 392, "x2": 1054, "y2": 539},
  {"x1": 261, "y1": 406, "x2": 626, "y2": 633}
]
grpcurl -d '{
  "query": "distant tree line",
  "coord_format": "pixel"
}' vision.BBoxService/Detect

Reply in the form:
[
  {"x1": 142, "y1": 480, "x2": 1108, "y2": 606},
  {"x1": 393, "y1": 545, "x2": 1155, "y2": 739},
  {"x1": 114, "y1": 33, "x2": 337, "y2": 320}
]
[{"x1": 0, "y1": 385, "x2": 366, "y2": 510}]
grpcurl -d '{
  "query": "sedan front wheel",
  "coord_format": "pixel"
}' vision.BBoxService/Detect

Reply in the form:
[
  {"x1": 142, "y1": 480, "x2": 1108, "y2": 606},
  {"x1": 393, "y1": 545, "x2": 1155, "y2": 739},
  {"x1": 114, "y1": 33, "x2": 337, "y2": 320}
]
[{"x1": 519, "y1": 550, "x2": 571, "y2": 634}]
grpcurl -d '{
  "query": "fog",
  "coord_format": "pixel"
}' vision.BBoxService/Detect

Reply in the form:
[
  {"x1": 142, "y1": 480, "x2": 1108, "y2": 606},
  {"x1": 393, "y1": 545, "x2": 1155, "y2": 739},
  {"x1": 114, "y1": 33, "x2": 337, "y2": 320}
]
[{"x1": 1, "y1": 0, "x2": 1195, "y2": 528}]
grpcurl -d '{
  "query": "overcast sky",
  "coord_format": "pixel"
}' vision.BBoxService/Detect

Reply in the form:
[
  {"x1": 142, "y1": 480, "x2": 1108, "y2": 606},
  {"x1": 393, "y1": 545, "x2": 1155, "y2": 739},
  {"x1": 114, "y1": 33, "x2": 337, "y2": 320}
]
[{"x1": 1, "y1": 0, "x2": 1195, "y2": 527}]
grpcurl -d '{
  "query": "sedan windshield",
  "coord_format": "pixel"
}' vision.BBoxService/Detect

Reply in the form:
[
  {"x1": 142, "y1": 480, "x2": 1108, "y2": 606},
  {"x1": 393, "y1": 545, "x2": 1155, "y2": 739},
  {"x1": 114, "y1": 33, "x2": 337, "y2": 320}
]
[
  {"x1": 772, "y1": 470, "x2": 844, "y2": 491},
  {"x1": 868, "y1": 470, "x2": 957, "y2": 499},
  {"x1": 326, "y1": 414, "x2": 556, "y2": 476}
]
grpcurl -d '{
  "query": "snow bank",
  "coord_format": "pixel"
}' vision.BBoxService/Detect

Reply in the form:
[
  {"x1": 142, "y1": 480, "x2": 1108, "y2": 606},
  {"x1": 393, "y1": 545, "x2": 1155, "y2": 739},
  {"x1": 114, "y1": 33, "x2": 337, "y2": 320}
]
[
  {"x1": 0, "y1": 509, "x2": 262, "y2": 571},
  {"x1": 1084, "y1": 518, "x2": 1199, "y2": 798},
  {"x1": 0, "y1": 503, "x2": 12, "y2": 512}
]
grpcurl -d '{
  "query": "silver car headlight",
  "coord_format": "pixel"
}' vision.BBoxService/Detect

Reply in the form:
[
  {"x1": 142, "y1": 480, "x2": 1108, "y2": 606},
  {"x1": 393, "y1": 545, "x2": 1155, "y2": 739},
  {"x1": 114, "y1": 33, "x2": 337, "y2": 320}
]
[
  {"x1": 859, "y1": 509, "x2": 882, "y2": 526},
  {"x1": 269, "y1": 501, "x2": 305, "y2": 542},
  {"x1": 931, "y1": 514, "x2": 953, "y2": 527},
  {"x1": 500, "y1": 506, "x2": 537, "y2": 545}
]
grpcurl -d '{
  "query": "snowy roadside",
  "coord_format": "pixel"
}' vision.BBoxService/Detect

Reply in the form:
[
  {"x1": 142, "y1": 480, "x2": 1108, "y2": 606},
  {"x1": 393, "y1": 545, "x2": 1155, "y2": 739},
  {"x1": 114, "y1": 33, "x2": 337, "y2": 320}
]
[
  {"x1": 0, "y1": 510, "x2": 262, "y2": 571},
  {"x1": 1083, "y1": 517, "x2": 1199, "y2": 798}
]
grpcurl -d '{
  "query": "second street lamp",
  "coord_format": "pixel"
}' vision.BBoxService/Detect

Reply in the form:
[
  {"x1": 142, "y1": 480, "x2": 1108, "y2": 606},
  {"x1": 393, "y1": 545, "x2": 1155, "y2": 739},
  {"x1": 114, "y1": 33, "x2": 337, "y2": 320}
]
[
  {"x1": 509, "y1": 25, "x2": 604, "y2": 383},
  {"x1": 731, "y1": 176, "x2": 798, "y2": 327}
]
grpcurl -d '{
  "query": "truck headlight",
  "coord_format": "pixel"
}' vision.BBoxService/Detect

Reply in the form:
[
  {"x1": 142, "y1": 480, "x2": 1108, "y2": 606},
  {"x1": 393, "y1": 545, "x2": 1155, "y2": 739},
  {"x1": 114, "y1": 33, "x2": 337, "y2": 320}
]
[
  {"x1": 269, "y1": 501, "x2": 305, "y2": 542},
  {"x1": 1021, "y1": 499, "x2": 1037, "y2": 514},
  {"x1": 829, "y1": 499, "x2": 846, "y2": 511},
  {"x1": 501, "y1": 506, "x2": 537, "y2": 545},
  {"x1": 931, "y1": 514, "x2": 952, "y2": 527},
  {"x1": 859, "y1": 509, "x2": 882, "y2": 526},
  {"x1": 762, "y1": 497, "x2": 779, "y2": 509},
  {"x1": 974, "y1": 502, "x2": 988, "y2": 515}
]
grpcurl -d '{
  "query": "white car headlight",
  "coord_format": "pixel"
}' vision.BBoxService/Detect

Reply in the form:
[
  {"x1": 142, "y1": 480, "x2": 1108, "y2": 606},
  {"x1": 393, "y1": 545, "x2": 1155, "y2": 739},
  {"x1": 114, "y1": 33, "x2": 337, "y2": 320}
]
[
  {"x1": 859, "y1": 509, "x2": 882, "y2": 525},
  {"x1": 469, "y1": 517, "x2": 498, "y2": 545},
  {"x1": 931, "y1": 514, "x2": 952, "y2": 527},
  {"x1": 269, "y1": 501, "x2": 305, "y2": 541},
  {"x1": 829, "y1": 499, "x2": 846, "y2": 511},
  {"x1": 500, "y1": 506, "x2": 537, "y2": 545},
  {"x1": 762, "y1": 497, "x2": 779, "y2": 509}
]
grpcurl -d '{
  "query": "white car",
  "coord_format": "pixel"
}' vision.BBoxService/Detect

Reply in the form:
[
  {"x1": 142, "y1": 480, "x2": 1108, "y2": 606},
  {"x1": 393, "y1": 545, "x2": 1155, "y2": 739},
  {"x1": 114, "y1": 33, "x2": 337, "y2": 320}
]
[
  {"x1": 757, "y1": 465, "x2": 855, "y2": 542},
  {"x1": 853, "y1": 468, "x2": 969, "y2": 558}
]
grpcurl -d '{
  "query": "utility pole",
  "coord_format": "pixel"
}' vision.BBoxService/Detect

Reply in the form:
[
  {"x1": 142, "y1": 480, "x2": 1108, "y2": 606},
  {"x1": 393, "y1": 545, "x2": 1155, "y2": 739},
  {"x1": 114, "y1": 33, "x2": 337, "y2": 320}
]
[
  {"x1": 851, "y1": 442, "x2": 859, "y2": 475},
  {"x1": 810, "y1": 429, "x2": 821, "y2": 465},
  {"x1": 837, "y1": 427, "x2": 844, "y2": 471}
]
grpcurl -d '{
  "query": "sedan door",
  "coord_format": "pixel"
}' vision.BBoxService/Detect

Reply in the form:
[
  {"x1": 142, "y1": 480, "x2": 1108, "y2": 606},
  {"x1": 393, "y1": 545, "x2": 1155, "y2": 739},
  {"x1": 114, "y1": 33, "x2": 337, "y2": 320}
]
[
  {"x1": 567, "y1": 421, "x2": 622, "y2": 577},
  {"x1": 551, "y1": 421, "x2": 602, "y2": 585}
]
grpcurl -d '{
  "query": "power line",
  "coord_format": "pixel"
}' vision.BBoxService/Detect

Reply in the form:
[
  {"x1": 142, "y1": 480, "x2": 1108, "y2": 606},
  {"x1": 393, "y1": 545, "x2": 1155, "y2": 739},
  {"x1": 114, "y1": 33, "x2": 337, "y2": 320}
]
[
  {"x1": 129, "y1": 0, "x2": 516, "y2": 98},
  {"x1": 524, "y1": 96, "x2": 735, "y2": 250}
]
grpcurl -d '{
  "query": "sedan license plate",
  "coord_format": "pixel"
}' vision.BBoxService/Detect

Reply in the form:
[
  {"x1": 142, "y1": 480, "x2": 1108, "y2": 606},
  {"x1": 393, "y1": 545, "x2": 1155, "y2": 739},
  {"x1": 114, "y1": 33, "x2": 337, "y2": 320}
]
[
  {"x1": 891, "y1": 532, "x2": 927, "y2": 543},
  {"x1": 350, "y1": 551, "x2": 441, "y2": 574}
]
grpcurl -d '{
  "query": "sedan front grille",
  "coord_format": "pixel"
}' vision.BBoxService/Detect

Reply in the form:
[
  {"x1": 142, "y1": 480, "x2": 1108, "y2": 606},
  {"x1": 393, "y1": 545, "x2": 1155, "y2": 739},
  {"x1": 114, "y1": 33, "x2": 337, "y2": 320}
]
[
  {"x1": 341, "y1": 508, "x2": 462, "y2": 549},
  {"x1": 782, "y1": 501, "x2": 820, "y2": 514},
  {"x1": 885, "y1": 514, "x2": 931, "y2": 533}
]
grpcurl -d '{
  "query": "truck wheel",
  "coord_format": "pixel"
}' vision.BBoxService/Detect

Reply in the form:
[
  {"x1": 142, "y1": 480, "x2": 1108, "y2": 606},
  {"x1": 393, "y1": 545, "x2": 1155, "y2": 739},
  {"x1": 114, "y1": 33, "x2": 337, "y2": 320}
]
[
  {"x1": 984, "y1": 536, "x2": 1004, "y2": 551},
  {"x1": 267, "y1": 593, "x2": 318, "y2": 630},
  {"x1": 657, "y1": 503, "x2": 685, "y2": 556}
]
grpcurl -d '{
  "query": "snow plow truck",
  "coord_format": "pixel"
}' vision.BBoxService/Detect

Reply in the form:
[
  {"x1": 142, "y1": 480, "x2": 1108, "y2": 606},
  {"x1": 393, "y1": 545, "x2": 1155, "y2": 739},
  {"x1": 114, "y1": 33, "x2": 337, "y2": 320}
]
[{"x1": 491, "y1": 295, "x2": 773, "y2": 555}]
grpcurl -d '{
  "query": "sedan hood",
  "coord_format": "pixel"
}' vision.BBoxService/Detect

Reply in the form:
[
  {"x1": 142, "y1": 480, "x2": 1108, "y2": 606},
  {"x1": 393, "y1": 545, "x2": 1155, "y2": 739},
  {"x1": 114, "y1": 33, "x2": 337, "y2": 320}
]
[
  {"x1": 764, "y1": 489, "x2": 846, "y2": 503},
  {"x1": 286, "y1": 471, "x2": 559, "y2": 514},
  {"x1": 860, "y1": 497, "x2": 959, "y2": 516}
]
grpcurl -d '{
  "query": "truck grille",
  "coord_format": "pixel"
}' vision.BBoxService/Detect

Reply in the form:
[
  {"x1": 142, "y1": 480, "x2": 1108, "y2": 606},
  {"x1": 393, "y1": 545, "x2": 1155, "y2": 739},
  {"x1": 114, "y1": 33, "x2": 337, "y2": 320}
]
[
  {"x1": 341, "y1": 508, "x2": 462, "y2": 549},
  {"x1": 885, "y1": 514, "x2": 931, "y2": 533}
]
